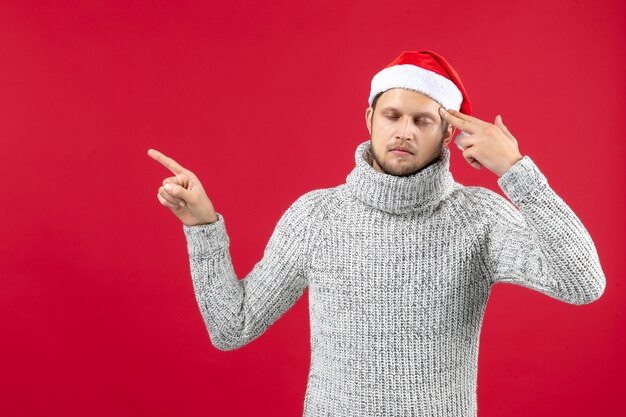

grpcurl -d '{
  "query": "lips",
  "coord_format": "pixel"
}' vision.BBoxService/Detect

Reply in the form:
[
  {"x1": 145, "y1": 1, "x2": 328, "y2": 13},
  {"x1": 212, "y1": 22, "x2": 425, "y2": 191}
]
[{"x1": 390, "y1": 147, "x2": 413, "y2": 155}]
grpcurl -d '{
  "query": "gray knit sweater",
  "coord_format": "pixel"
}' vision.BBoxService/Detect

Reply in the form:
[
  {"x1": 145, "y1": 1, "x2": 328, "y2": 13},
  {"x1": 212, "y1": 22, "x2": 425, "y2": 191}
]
[{"x1": 182, "y1": 139, "x2": 605, "y2": 416}]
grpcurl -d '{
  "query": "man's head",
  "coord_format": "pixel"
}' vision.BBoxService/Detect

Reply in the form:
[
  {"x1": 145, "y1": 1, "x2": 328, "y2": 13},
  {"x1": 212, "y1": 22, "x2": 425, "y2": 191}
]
[
  {"x1": 366, "y1": 88, "x2": 454, "y2": 176},
  {"x1": 365, "y1": 50, "x2": 471, "y2": 177}
]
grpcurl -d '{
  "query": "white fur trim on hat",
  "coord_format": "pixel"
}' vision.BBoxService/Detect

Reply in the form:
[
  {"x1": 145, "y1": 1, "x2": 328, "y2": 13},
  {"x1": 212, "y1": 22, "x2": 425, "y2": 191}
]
[{"x1": 369, "y1": 64, "x2": 463, "y2": 111}]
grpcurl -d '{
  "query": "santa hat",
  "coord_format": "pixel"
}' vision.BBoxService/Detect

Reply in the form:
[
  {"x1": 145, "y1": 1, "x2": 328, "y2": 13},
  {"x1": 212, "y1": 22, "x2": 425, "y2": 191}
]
[{"x1": 368, "y1": 50, "x2": 472, "y2": 115}]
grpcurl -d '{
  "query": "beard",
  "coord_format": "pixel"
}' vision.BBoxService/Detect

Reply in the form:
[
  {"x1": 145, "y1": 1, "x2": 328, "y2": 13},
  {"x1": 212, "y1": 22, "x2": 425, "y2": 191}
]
[{"x1": 369, "y1": 133, "x2": 446, "y2": 177}]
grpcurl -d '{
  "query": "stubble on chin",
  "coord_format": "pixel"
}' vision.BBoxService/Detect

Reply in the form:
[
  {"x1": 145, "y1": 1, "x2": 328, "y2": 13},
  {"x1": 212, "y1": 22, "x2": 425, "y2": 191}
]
[
  {"x1": 368, "y1": 138, "x2": 445, "y2": 177},
  {"x1": 368, "y1": 143, "x2": 418, "y2": 177}
]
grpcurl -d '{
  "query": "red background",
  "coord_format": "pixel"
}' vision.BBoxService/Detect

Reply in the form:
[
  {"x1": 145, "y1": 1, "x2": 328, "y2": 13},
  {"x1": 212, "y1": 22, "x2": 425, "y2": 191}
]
[{"x1": 1, "y1": 1, "x2": 624, "y2": 416}]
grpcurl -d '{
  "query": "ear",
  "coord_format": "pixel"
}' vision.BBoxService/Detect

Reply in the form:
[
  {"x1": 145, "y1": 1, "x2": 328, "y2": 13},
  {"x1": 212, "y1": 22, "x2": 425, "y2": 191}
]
[
  {"x1": 442, "y1": 125, "x2": 456, "y2": 147},
  {"x1": 365, "y1": 106, "x2": 373, "y2": 135}
]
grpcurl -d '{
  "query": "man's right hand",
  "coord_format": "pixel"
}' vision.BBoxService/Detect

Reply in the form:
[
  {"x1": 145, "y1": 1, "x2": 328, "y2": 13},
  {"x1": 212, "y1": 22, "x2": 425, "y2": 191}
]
[{"x1": 147, "y1": 149, "x2": 218, "y2": 226}]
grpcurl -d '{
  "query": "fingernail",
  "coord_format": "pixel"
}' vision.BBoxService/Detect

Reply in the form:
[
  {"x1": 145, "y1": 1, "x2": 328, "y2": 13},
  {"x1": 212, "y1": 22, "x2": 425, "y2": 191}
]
[
  {"x1": 439, "y1": 107, "x2": 446, "y2": 114},
  {"x1": 179, "y1": 201, "x2": 185, "y2": 208},
  {"x1": 164, "y1": 184, "x2": 173, "y2": 193}
]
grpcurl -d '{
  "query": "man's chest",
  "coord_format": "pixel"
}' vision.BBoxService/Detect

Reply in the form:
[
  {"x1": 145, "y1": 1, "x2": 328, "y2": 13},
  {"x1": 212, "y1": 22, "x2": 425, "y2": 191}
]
[
  {"x1": 304, "y1": 211, "x2": 490, "y2": 339},
  {"x1": 306, "y1": 212, "x2": 486, "y2": 296}
]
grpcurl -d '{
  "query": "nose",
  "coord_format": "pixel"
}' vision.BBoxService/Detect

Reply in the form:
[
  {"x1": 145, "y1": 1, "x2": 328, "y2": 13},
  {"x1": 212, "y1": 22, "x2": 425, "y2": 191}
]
[{"x1": 395, "y1": 116, "x2": 415, "y2": 140}]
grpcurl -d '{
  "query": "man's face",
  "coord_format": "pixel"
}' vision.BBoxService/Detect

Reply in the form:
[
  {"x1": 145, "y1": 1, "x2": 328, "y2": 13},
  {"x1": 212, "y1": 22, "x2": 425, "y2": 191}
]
[{"x1": 365, "y1": 88, "x2": 455, "y2": 177}]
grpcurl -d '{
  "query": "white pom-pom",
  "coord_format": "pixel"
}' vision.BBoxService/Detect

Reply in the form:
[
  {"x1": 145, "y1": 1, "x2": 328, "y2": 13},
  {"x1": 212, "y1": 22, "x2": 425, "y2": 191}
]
[{"x1": 455, "y1": 131, "x2": 470, "y2": 151}]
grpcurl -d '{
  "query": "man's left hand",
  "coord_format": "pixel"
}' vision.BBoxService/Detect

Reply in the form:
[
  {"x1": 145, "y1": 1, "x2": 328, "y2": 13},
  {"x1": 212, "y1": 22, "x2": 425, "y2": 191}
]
[{"x1": 439, "y1": 107, "x2": 523, "y2": 177}]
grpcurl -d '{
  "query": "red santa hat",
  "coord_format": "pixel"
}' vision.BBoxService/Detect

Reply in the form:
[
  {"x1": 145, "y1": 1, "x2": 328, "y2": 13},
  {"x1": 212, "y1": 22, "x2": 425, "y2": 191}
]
[{"x1": 368, "y1": 50, "x2": 472, "y2": 115}]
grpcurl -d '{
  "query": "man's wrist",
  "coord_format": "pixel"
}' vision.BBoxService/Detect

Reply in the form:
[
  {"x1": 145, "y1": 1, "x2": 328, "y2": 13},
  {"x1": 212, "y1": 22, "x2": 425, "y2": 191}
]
[
  {"x1": 185, "y1": 213, "x2": 219, "y2": 226},
  {"x1": 497, "y1": 154, "x2": 524, "y2": 177}
]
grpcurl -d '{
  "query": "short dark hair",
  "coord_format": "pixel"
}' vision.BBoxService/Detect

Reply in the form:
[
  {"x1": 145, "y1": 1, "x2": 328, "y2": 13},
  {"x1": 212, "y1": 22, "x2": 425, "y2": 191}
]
[
  {"x1": 370, "y1": 90, "x2": 449, "y2": 133},
  {"x1": 371, "y1": 92, "x2": 384, "y2": 111}
]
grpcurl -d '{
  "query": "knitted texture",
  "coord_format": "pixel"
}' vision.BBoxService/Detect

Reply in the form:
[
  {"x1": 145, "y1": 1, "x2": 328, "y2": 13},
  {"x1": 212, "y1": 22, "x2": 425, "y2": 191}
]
[{"x1": 182, "y1": 139, "x2": 605, "y2": 416}]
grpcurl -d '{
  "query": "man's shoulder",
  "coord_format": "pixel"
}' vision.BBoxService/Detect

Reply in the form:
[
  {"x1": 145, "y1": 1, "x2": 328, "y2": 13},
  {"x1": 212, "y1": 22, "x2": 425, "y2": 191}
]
[
  {"x1": 452, "y1": 183, "x2": 515, "y2": 214},
  {"x1": 283, "y1": 185, "x2": 341, "y2": 223},
  {"x1": 296, "y1": 185, "x2": 340, "y2": 204}
]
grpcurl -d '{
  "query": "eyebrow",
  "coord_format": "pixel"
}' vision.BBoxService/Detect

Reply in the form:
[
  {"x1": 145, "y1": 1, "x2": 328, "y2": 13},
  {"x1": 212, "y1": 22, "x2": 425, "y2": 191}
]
[{"x1": 379, "y1": 106, "x2": 438, "y2": 120}]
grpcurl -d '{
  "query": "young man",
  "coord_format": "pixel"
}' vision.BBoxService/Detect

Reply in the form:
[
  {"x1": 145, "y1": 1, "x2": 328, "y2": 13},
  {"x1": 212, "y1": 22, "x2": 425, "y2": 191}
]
[{"x1": 148, "y1": 50, "x2": 606, "y2": 416}]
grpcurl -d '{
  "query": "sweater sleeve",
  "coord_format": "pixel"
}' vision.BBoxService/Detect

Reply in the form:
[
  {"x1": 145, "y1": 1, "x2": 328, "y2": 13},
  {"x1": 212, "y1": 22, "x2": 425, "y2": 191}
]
[
  {"x1": 182, "y1": 190, "x2": 322, "y2": 351},
  {"x1": 479, "y1": 156, "x2": 606, "y2": 305}
]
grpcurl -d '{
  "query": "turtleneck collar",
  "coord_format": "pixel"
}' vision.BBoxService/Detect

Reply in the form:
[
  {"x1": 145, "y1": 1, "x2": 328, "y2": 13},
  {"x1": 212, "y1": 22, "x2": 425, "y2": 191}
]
[{"x1": 345, "y1": 139, "x2": 455, "y2": 215}]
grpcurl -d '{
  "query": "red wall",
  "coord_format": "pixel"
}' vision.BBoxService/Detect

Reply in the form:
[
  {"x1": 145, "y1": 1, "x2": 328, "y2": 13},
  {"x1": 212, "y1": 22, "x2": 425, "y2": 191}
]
[{"x1": 1, "y1": 1, "x2": 624, "y2": 416}]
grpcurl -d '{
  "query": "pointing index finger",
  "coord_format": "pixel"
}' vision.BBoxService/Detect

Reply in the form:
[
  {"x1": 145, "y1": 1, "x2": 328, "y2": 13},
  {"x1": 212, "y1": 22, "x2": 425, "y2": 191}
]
[
  {"x1": 439, "y1": 107, "x2": 479, "y2": 134},
  {"x1": 147, "y1": 148, "x2": 186, "y2": 174}
]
